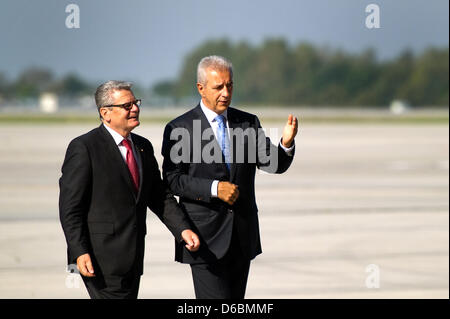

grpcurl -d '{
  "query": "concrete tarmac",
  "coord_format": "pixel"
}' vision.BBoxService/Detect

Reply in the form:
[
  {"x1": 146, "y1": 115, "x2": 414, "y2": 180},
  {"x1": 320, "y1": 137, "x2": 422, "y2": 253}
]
[{"x1": 0, "y1": 120, "x2": 448, "y2": 298}]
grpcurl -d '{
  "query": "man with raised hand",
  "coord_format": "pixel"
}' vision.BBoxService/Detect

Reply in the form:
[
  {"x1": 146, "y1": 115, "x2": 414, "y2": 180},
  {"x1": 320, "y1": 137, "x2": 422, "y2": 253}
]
[{"x1": 162, "y1": 56, "x2": 298, "y2": 299}]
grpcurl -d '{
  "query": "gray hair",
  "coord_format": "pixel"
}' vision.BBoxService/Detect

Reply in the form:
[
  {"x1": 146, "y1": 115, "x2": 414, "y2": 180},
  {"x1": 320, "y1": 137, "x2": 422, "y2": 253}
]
[
  {"x1": 197, "y1": 55, "x2": 233, "y2": 85},
  {"x1": 95, "y1": 80, "x2": 133, "y2": 119}
]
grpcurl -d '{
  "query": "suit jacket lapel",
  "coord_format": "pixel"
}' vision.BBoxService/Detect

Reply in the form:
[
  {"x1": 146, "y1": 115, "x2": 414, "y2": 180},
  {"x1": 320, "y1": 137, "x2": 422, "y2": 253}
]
[
  {"x1": 193, "y1": 104, "x2": 211, "y2": 143},
  {"x1": 98, "y1": 124, "x2": 137, "y2": 200}
]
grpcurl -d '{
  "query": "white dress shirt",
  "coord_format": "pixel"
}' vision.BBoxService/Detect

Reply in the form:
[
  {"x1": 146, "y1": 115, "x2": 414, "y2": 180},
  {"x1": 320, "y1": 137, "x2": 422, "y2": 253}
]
[
  {"x1": 199, "y1": 100, "x2": 295, "y2": 198},
  {"x1": 103, "y1": 123, "x2": 142, "y2": 171}
]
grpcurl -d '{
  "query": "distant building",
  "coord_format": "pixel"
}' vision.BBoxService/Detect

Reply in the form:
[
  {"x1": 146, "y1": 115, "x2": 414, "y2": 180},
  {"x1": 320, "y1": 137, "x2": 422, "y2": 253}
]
[
  {"x1": 390, "y1": 99, "x2": 411, "y2": 115},
  {"x1": 39, "y1": 92, "x2": 59, "y2": 113}
]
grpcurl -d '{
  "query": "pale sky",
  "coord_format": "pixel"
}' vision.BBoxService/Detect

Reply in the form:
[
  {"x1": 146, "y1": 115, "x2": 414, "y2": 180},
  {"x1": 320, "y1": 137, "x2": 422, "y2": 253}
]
[{"x1": 0, "y1": 0, "x2": 448, "y2": 87}]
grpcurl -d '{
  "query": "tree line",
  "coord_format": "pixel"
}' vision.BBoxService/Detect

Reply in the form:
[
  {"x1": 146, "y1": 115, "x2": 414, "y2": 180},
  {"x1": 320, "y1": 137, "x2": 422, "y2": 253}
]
[
  {"x1": 1, "y1": 39, "x2": 448, "y2": 107},
  {"x1": 0, "y1": 70, "x2": 92, "y2": 101},
  {"x1": 154, "y1": 39, "x2": 449, "y2": 107},
  {"x1": 0, "y1": 69, "x2": 147, "y2": 105}
]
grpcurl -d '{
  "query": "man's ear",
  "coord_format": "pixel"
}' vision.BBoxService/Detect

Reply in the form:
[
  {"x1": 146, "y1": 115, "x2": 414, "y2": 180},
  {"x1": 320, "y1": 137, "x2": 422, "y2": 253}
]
[
  {"x1": 100, "y1": 107, "x2": 111, "y2": 123},
  {"x1": 196, "y1": 83, "x2": 204, "y2": 97}
]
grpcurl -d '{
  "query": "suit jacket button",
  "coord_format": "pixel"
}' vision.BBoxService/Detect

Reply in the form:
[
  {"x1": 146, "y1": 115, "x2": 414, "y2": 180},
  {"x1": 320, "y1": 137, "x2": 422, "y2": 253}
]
[{"x1": 228, "y1": 209, "x2": 233, "y2": 214}]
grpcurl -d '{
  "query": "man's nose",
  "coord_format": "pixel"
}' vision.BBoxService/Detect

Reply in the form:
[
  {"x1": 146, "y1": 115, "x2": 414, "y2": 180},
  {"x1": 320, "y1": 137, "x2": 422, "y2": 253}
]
[
  {"x1": 221, "y1": 87, "x2": 230, "y2": 97},
  {"x1": 131, "y1": 103, "x2": 140, "y2": 112}
]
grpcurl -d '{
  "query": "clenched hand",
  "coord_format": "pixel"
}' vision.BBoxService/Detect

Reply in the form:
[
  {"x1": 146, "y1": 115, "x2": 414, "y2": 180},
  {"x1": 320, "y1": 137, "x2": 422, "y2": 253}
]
[
  {"x1": 181, "y1": 229, "x2": 201, "y2": 252},
  {"x1": 218, "y1": 181, "x2": 239, "y2": 205},
  {"x1": 76, "y1": 253, "x2": 95, "y2": 277}
]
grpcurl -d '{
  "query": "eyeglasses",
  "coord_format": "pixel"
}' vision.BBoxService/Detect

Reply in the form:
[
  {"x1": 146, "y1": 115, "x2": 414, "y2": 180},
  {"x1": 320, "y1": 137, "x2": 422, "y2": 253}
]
[{"x1": 104, "y1": 99, "x2": 141, "y2": 111}]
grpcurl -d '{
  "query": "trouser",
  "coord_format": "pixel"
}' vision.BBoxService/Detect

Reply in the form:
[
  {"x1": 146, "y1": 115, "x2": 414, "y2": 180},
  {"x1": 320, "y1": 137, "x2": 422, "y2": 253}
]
[
  {"x1": 81, "y1": 267, "x2": 141, "y2": 299},
  {"x1": 190, "y1": 228, "x2": 251, "y2": 299}
]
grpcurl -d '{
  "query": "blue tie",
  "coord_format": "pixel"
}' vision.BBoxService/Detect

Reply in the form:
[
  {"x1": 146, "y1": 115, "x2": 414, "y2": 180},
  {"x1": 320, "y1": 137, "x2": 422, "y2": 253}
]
[{"x1": 215, "y1": 115, "x2": 231, "y2": 171}]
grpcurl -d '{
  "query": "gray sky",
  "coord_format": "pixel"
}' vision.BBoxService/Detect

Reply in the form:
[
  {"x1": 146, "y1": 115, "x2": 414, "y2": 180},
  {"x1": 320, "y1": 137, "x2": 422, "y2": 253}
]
[{"x1": 0, "y1": 0, "x2": 448, "y2": 87}]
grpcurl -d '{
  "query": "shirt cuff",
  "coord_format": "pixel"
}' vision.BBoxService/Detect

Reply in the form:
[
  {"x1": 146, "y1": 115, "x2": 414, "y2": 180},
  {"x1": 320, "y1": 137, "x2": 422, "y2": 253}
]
[
  {"x1": 211, "y1": 180, "x2": 219, "y2": 197},
  {"x1": 279, "y1": 139, "x2": 295, "y2": 156}
]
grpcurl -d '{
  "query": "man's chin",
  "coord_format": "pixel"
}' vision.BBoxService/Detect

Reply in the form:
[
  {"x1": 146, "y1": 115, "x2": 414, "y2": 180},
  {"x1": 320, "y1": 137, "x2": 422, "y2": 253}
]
[
  {"x1": 129, "y1": 119, "x2": 140, "y2": 129},
  {"x1": 216, "y1": 103, "x2": 230, "y2": 112}
]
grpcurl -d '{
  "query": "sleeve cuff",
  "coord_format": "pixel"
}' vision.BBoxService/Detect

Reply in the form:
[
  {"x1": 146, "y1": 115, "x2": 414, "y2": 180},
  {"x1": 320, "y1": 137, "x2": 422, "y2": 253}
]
[
  {"x1": 279, "y1": 139, "x2": 295, "y2": 156},
  {"x1": 211, "y1": 180, "x2": 219, "y2": 197}
]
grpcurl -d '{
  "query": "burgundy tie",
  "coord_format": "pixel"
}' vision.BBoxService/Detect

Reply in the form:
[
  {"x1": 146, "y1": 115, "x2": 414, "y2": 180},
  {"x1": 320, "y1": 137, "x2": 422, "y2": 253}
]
[{"x1": 121, "y1": 139, "x2": 140, "y2": 194}]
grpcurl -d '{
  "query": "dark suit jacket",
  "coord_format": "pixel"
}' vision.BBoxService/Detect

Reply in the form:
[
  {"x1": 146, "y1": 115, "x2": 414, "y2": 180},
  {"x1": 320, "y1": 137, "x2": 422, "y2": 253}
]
[
  {"x1": 162, "y1": 105, "x2": 294, "y2": 264},
  {"x1": 59, "y1": 124, "x2": 190, "y2": 277}
]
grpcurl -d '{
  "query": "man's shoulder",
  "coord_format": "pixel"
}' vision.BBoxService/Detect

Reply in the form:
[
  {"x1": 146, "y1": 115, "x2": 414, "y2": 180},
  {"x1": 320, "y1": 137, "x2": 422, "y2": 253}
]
[
  {"x1": 166, "y1": 105, "x2": 200, "y2": 127},
  {"x1": 69, "y1": 126, "x2": 102, "y2": 146},
  {"x1": 130, "y1": 132, "x2": 152, "y2": 148},
  {"x1": 228, "y1": 106, "x2": 257, "y2": 119},
  {"x1": 63, "y1": 126, "x2": 105, "y2": 158},
  {"x1": 228, "y1": 106, "x2": 259, "y2": 125}
]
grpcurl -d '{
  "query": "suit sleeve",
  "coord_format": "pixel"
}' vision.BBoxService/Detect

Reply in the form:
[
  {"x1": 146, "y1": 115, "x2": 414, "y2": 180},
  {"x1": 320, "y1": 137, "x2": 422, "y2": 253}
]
[
  {"x1": 145, "y1": 141, "x2": 191, "y2": 243},
  {"x1": 59, "y1": 138, "x2": 91, "y2": 263},
  {"x1": 255, "y1": 116, "x2": 294, "y2": 174},
  {"x1": 161, "y1": 122, "x2": 214, "y2": 203}
]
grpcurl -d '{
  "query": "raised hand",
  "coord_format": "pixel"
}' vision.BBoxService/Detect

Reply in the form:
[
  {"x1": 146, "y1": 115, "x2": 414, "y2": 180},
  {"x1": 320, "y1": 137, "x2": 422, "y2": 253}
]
[{"x1": 281, "y1": 114, "x2": 298, "y2": 148}]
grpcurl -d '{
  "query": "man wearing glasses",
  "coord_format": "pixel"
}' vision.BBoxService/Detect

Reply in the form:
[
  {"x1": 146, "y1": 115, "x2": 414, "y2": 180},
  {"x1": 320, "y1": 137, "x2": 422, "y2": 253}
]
[{"x1": 59, "y1": 80, "x2": 200, "y2": 299}]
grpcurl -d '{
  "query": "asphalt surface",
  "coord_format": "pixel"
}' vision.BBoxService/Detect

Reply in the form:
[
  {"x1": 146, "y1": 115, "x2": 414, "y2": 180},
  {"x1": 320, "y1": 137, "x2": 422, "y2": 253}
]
[{"x1": 0, "y1": 119, "x2": 448, "y2": 298}]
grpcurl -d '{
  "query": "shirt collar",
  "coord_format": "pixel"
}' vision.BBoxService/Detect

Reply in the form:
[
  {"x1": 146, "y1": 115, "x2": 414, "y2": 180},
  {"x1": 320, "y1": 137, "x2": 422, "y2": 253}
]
[
  {"x1": 200, "y1": 100, "x2": 228, "y2": 123},
  {"x1": 103, "y1": 123, "x2": 133, "y2": 146}
]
